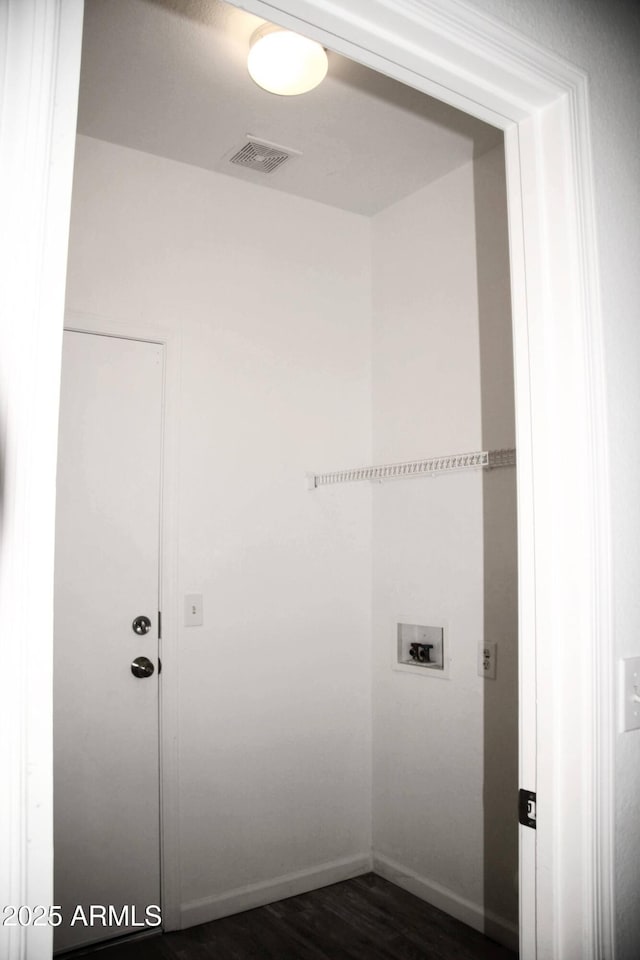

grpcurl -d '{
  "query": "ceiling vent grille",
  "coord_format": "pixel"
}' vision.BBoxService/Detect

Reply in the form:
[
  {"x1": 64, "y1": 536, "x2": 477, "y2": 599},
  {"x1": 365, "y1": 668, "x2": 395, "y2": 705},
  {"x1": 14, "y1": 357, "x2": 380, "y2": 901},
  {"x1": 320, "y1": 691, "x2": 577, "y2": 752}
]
[{"x1": 228, "y1": 137, "x2": 299, "y2": 175}]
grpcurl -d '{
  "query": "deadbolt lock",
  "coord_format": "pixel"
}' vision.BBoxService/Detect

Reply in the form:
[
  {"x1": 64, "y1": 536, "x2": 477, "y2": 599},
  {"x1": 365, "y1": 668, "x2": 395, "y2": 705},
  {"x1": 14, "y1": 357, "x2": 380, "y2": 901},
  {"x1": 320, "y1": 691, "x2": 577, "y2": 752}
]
[{"x1": 132, "y1": 615, "x2": 152, "y2": 635}]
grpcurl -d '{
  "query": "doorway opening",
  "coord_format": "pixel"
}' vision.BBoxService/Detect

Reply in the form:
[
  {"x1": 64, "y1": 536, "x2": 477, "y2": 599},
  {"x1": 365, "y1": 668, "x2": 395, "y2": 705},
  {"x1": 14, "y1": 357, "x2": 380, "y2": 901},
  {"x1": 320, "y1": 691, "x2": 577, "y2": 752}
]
[{"x1": 54, "y1": 0, "x2": 519, "y2": 954}]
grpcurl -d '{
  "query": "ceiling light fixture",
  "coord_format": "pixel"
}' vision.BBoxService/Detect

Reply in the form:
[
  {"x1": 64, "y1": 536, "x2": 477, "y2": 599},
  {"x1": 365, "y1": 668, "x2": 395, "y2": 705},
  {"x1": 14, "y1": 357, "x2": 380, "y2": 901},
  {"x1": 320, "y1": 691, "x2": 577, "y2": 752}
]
[{"x1": 247, "y1": 23, "x2": 328, "y2": 96}]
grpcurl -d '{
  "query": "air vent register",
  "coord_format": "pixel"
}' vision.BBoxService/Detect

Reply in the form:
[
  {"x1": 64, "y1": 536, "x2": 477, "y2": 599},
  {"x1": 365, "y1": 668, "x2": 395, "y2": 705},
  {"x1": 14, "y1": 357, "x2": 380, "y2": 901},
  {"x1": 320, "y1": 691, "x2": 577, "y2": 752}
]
[{"x1": 228, "y1": 136, "x2": 301, "y2": 175}]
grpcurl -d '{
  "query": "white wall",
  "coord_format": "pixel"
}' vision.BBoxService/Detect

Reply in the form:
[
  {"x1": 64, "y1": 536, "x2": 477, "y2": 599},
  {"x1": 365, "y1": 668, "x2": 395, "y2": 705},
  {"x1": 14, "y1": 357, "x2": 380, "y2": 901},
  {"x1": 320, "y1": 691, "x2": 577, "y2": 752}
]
[
  {"x1": 64, "y1": 135, "x2": 373, "y2": 918},
  {"x1": 65, "y1": 134, "x2": 517, "y2": 939},
  {"x1": 371, "y1": 146, "x2": 518, "y2": 946},
  {"x1": 474, "y1": 144, "x2": 519, "y2": 939}
]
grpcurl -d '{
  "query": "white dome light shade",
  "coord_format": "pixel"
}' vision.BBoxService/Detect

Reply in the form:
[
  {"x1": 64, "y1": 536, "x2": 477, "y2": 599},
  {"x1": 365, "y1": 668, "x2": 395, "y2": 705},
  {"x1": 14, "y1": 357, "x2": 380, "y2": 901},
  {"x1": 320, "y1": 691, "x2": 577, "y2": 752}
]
[{"x1": 248, "y1": 24, "x2": 328, "y2": 96}]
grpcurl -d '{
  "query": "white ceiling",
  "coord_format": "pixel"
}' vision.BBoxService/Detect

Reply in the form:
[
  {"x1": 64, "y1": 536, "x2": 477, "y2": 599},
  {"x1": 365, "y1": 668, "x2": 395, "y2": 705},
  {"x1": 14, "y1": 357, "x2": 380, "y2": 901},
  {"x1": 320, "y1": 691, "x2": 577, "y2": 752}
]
[{"x1": 77, "y1": 0, "x2": 503, "y2": 216}]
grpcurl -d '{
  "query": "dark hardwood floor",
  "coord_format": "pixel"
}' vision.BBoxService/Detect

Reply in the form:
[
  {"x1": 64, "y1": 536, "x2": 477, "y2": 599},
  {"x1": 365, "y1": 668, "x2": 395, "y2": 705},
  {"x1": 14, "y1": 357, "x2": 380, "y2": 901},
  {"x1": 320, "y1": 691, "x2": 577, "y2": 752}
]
[{"x1": 73, "y1": 874, "x2": 517, "y2": 960}]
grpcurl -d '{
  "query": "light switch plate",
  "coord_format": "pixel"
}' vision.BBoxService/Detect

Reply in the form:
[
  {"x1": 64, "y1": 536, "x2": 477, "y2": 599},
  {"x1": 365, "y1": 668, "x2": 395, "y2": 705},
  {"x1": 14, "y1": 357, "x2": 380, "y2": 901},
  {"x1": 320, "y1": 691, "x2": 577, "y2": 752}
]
[
  {"x1": 184, "y1": 593, "x2": 203, "y2": 627},
  {"x1": 620, "y1": 657, "x2": 640, "y2": 732}
]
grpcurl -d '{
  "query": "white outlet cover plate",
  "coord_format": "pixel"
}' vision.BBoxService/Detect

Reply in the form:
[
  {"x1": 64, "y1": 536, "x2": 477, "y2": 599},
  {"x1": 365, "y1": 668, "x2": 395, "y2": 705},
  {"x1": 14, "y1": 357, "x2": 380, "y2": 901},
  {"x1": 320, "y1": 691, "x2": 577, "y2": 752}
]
[
  {"x1": 478, "y1": 641, "x2": 497, "y2": 679},
  {"x1": 620, "y1": 657, "x2": 640, "y2": 732}
]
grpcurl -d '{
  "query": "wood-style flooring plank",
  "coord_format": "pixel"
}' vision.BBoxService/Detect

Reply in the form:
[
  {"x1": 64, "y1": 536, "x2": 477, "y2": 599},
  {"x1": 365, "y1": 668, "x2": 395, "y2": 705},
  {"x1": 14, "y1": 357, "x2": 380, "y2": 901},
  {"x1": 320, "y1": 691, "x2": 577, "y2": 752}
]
[
  {"x1": 64, "y1": 874, "x2": 517, "y2": 960},
  {"x1": 347, "y1": 876, "x2": 515, "y2": 959}
]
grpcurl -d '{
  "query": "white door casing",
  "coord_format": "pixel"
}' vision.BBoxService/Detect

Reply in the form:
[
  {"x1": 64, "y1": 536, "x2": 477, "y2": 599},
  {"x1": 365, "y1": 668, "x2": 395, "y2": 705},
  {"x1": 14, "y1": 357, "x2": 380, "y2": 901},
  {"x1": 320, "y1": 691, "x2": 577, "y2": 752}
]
[
  {"x1": 0, "y1": 2, "x2": 612, "y2": 959},
  {"x1": 0, "y1": 3, "x2": 84, "y2": 959},
  {"x1": 54, "y1": 331, "x2": 164, "y2": 952}
]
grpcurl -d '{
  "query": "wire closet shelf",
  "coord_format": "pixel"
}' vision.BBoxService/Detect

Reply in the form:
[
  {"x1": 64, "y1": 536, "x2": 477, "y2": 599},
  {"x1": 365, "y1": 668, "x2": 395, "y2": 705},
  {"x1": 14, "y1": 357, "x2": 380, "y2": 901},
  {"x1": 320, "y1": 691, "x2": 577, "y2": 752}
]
[{"x1": 306, "y1": 448, "x2": 516, "y2": 490}]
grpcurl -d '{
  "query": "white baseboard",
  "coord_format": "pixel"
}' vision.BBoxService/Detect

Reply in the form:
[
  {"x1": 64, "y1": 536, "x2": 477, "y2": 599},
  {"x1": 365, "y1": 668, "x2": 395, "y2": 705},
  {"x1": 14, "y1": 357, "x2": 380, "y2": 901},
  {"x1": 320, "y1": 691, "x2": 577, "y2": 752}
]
[
  {"x1": 180, "y1": 853, "x2": 372, "y2": 929},
  {"x1": 373, "y1": 853, "x2": 518, "y2": 953}
]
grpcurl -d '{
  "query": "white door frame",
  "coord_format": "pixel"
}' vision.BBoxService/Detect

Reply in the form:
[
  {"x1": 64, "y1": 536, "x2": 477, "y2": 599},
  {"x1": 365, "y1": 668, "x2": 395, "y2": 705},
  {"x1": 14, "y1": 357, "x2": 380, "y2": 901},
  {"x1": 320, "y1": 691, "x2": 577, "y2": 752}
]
[
  {"x1": 0, "y1": 3, "x2": 84, "y2": 959},
  {"x1": 0, "y1": 0, "x2": 613, "y2": 958}
]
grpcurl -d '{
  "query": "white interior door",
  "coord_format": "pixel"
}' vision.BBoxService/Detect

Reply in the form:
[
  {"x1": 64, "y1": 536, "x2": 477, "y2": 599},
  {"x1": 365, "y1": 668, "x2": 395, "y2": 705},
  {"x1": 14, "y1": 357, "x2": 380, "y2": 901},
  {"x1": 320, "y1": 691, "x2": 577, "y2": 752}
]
[{"x1": 54, "y1": 331, "x2": 164, "y2": 952}]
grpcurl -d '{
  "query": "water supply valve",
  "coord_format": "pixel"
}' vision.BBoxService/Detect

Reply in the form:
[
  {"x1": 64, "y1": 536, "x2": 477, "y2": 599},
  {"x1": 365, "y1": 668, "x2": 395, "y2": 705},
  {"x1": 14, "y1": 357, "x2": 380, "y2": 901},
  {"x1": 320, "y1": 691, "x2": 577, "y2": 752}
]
[{"x1": 409, "y1": 642, "x2": 434, "y2": 664}]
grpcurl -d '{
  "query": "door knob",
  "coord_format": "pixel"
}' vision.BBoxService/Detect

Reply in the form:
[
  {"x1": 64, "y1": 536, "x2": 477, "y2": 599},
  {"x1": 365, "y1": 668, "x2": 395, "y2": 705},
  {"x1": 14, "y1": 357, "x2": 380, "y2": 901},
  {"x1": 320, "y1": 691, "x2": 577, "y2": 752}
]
[
  {"x1": 131, "y1": 656, "x2": 155, "y2": 679},
  {"x1": 132, "y1": 615, "x2": 152, "y2": 635}
]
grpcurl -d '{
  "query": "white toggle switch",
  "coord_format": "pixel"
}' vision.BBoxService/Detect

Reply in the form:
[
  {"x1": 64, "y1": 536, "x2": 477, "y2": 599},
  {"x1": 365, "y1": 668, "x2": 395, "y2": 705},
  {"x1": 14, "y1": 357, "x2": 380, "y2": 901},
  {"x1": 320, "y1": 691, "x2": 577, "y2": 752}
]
[
  {"x1": 184, "y1": 593, "x2": 203, "y2": 627},
  {"x1": 620, "y1": 657, "x2": 640, "y2": 732}
]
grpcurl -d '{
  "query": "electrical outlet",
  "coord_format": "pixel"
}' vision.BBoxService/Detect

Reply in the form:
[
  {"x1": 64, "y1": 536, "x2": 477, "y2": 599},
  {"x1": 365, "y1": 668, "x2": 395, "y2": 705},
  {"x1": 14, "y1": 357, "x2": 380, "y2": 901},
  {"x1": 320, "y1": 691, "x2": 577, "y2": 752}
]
[{"x1": 479, "y1": 642, "x2": 497, "y2": 679}]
